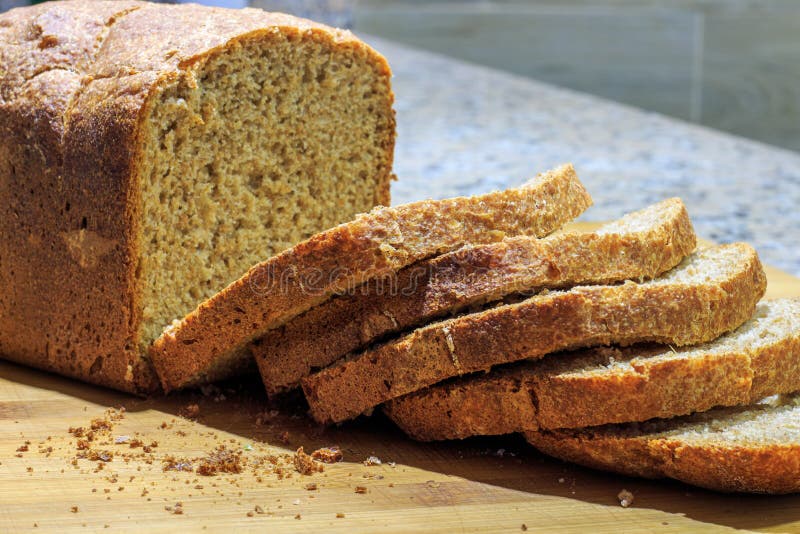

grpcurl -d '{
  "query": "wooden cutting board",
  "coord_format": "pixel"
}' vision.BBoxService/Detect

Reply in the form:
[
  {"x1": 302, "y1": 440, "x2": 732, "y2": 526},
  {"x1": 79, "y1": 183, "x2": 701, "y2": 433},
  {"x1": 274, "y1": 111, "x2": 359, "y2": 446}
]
[{"x1": 2, "y1": 229, "x2": 800, "y2": 533}]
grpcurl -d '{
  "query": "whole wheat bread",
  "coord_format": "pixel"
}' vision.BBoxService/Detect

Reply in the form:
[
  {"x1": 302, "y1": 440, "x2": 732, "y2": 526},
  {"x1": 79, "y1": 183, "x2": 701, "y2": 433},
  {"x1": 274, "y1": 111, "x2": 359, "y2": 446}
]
[
  {"x1": 255, "y1": 198, "x2": 696, "y2": 395},
  {"x1": 151, "y1": 164, "x2": 592, "y2": 391},
  {"x1": 385, "y1": 298, "x2": 800, "y2": 440},
  {"x1": 526, "y1": 391, "x2": 800, "y2": 494},
  {"x1": 0, "y1": 0, "x2": 396, "y2": 394},
  {"x1": 303, "y1": 243, "x2": 767, "y2": 424}
]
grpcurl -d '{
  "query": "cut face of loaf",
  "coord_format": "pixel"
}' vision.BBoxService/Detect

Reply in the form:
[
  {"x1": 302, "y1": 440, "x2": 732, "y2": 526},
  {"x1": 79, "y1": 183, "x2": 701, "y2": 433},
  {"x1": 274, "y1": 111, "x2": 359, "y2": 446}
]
[
  {"x1": 151, "y1": 164, "x2": 593, "y2": 392},
  {"x1": 526, "y1": 391, "x2": 800, "y2": 494},
  {"x1": 302, "y1": 243, "x2": 767, "y2": 424},
  {"x1": 0, "y1": 1, "x2": 395, "y2": 393},
  {"x1": 254, "y1": 198, "x2": 696, "y2": 396},
  {"x1": 385, "y1": 298, "x2": 800, "y2": 441}
]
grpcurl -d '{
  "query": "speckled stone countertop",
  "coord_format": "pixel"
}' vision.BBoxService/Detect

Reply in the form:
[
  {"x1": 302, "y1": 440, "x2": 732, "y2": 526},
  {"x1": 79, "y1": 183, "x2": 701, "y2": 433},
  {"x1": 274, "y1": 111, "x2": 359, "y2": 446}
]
[{"x1": 366, "y1": 37, "x2": 800, "y2": 276}]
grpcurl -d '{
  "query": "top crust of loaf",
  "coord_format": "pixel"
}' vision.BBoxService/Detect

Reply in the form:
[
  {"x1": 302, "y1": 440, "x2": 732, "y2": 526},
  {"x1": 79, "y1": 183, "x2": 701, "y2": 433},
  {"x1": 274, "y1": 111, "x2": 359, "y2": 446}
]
[
  {"x1": 151, "y1": 164, "x2": 593, "y2": 392},
  {"x1": 0, "y1": 0, "x2": 394, "y2": 393},
  {"x1": 385, "y1": 298, "x2": 800, "y2": 440},
  {"x1": 254, "y1": 197, "x2": 696, "y2": 396},
  {"x1": 526, "y1": 391, "x2": 800, "y2": 494},
  {"x1": 302, "y1": 243, "x2": 767, "y2": 424}
]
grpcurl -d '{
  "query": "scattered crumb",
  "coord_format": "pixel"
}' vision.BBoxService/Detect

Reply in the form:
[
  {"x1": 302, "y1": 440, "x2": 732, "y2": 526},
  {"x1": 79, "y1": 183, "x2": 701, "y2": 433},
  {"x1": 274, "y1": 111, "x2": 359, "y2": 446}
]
[
  {"x1": 162, "y1": 456, "x2": 193, "y2": 473},
  {"x1": 196, "y1": 446, "x2": 242, "y2": 476},
  {"x1": 311, "y1": 446, "x2": 343, "y2": 464},
  {"x1": 254, "y1": 505, "x2": 264, "y2": 515},
  {"x1": 336, "y1": 513, "x2": 345, "y2": 519},
  {"x1": 618, "y1": 489, "x2": 634, "y2": 508},
  {"x1": 181, "y1": 403, "x2": 200, "y2": 420},
  {"x1": 294, "y1": 514, "x2": 301, "y2": 520},
  {"x1": 305, "y1": 483, "x2": 317, "y2": 491},
  {"x1": 363, "y1": 456, "x2": 381, "y2": 466},
  {"x1": 294, "y1": 447, "x2": 324, "y2": 475},
  {"x1": 354, "y1": 486, "x2": 368, "y2": 494},
  {"x1": 521, "y1": 524, "x2": 528, "y2": 531},
  {"x1": 165, "y1": 502, "x2": 184, "y2": 515},
  {"x1": 70, "y1": 506, "x2": 78, "y2": 513}
]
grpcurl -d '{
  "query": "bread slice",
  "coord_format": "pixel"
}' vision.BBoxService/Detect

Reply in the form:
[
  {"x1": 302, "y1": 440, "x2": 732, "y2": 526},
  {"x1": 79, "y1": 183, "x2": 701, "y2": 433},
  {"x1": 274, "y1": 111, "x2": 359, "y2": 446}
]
[
  {"x1": 151, "y1": 164, "x2": 592, "y2": 392},
  {"x1": 385, "y1": 298, "x2": 800, "y2": 440},
  {"x1": 303, "y1": 243, "x2": 767, "y2": 424},
  {"x1": 254, "y1": 198, "x2": 696, "y2": 395},
  {"x1": 526, "y1": 391, "x2": 800, "y2": 494},
  {"x1": 0, "y1": 1, "x2": 395, "y2": 393}
]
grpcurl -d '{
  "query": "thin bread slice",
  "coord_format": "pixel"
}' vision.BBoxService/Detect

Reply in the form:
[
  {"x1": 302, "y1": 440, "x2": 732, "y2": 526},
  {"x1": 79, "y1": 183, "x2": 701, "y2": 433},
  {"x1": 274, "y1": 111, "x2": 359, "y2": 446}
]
[
  {"x1": 385, "y1": 298, "x2": 800, "y2": 440},
  {"x1": 525, "y1": 392, "x2": 800, "y2": 494},
  {"x1": 255, "y1": 198, "x2": 696, "y2": 395},
  {"x1": 150, "y1": 164, "x2": 592, "y2": 392},
  {"x1": 302, "y1": 243, "x2": 767, "y2": 424}
]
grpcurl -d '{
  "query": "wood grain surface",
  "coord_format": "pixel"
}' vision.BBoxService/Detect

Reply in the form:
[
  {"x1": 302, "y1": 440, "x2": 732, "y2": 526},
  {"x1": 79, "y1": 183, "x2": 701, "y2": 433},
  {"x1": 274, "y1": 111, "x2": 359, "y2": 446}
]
[{"x1": 2, "y1": 227, "x2": 799, "y2": 533}]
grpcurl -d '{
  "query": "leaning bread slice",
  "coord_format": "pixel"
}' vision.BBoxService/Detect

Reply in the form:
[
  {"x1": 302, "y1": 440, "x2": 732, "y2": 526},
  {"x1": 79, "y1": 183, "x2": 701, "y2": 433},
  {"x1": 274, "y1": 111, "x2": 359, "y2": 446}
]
[
  {"x1": 385, "y1": 298, "x2": 800, "y2": 440},
  {"x1": 303, "y1": 243, "x2": 766, "y2": 424},
  {"x1": 151, "y1": 164, "x2": 591, "y2": 392},
  {"x1": 255, "y1": 198, "x2": 696, "y2": 395},
  {"x1": 526, "y1": 391, "x2": 800, "y2": 494}
]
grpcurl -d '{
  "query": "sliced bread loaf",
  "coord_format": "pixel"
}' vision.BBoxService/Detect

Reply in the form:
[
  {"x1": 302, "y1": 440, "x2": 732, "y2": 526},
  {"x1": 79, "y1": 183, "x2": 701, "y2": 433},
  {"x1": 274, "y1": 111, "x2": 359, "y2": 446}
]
[
  {"x1": 254, "y1": 198, "x2": 696, "y2": 395},
  {"x1": 526, "y1": 391, "x2": 800, "y2": 494},
  {"x1": 384, "y1": 298, "x2": 800, "y2": 440},
  {"x1": 303, "y1": 243, "x2": 767, "y2": 424},
  {"x1": 151, "y1": 164, "x2": 592, "y2": 391},
  {"x1": 0, "y1": 1, "x2": 395, "y2": 393}
]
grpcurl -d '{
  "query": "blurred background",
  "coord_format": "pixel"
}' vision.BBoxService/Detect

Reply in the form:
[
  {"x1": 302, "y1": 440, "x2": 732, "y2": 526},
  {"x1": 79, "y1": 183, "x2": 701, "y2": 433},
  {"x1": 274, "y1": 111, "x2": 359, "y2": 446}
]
[{"x1": 2, "y1": 0, "x2": 799, "y2": 154}]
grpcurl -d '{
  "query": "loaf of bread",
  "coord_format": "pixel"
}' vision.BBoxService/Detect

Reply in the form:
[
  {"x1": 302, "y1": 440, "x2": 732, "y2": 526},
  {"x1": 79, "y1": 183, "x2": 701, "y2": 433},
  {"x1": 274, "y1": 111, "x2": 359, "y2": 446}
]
[
  {"x1": 254, "y1": 198, "x2": 696, "y2": 395},
  {"x1": 385, "y1": 298, "x2": 800, "y2": 440},
  {"x1": 0, "y1": 0, "x2": 395, "y2": 393},
  {"x1": 526, "y1": 391, "x2": 800, "y2": 494},
  {"x1": 152, "y1": 164, "x2": 592, "y2": 392},
  {"x1": 303, "y1": 243, "x2": 767, "y2": 424}
]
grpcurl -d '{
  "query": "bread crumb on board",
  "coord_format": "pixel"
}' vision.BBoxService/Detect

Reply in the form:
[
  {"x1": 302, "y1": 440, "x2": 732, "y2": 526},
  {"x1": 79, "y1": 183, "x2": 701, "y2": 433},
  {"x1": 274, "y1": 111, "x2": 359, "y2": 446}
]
[
  {"x1": 617, "y1": 489, "x2": 635, "y2": 507},
  {"x1": 311, "y1": 446, "x2": 343, "y2": 463},
  {"x1": 35, "y1": 400, "x2": 357, "y2": 523},
  {"x1": 294, "y1": 447, "x2": 324, "y2": 475}
]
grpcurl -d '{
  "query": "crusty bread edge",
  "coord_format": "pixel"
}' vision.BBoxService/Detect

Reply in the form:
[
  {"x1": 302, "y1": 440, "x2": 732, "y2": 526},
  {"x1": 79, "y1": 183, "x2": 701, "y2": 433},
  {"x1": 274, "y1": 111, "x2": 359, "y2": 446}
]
[{"x1": 525, "y1": 430, "x2": 800, "y2": 494}]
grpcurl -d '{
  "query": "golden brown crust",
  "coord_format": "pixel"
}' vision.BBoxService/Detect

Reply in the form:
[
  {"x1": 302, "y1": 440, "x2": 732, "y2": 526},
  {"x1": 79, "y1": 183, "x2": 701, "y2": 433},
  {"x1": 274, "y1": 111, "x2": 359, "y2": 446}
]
[
  {"x1": 303, "y1": 244, "x2": 767, "y2": 424},
  {"x1": 254, "y1": 198, "x2": 696, "y2": 396},
  {"x1": 0, "y1": 1, "x2": 395, "y2": 393},
  {"x1": 526, "y1": 423, "x2": 800, "y2": 494},
  {"x1": 0, "y1": 0, "x2": 155, "y2": 394},
  {"x1": 151, "y1": 164, "x2": 592, "y2": 392}
]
